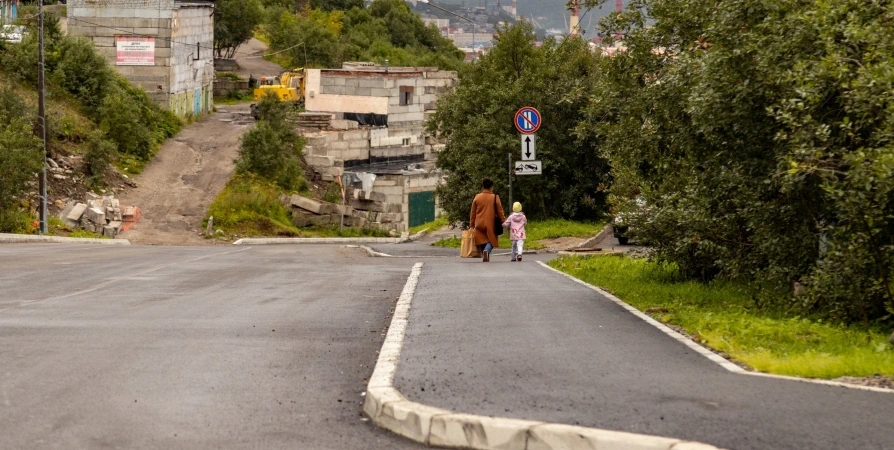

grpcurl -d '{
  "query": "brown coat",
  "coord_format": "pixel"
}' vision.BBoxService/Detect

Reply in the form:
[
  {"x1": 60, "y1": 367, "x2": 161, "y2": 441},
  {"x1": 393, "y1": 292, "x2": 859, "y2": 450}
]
[{"x1": 470, "y1": 191, "x2": 506, "y2": 248}]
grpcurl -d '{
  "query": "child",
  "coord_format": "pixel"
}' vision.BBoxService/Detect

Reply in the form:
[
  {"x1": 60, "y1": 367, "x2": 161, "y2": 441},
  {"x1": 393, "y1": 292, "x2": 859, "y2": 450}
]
[{"x1": 503, "y1": 202, "x2": 527, "y2": 262}]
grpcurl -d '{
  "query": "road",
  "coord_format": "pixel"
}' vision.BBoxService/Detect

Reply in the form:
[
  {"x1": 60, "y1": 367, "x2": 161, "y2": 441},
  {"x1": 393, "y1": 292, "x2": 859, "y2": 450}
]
[
  {"x1": 3, "y1": 242, "x2": 892, "y2": 450},
  {"x1": 0, "y1": 244, "x2": 422, "y2": 449},
  {"x1": 394, "y1": 255, "x2": 894, "y2": 450}
]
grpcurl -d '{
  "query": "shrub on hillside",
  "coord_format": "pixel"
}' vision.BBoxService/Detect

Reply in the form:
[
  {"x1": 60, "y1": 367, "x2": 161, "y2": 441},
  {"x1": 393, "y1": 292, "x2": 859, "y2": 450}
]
[
  {"x1": 84, "y1": 131, "x2": 117, "y2": 187},
  {"x1": 54, "y1": 36, "x2": 116, "y2": 113},
  {"x1": 236, "y1": 95, "x2": 307, "y2": 192},
  {"x1": 0, "y1": 86, "x2": 43, "y2": 232}
]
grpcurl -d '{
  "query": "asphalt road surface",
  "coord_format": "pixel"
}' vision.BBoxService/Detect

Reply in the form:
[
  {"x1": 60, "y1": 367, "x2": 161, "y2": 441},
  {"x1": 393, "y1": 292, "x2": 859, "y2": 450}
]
[
  {"x1": 0, "y1": 244, "x2": 423, "y2": 449},
  {"x1": 394, "y1": 256, "x2": 894, "y2": 450}
]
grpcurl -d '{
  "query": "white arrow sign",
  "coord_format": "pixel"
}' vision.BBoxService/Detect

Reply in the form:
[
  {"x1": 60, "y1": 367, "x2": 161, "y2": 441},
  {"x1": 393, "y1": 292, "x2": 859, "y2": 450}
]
[
  {"x1": 521, "y1": 134, "x2": 536, "y2": 161},
  {"x1": 514, "y1": 160, "x2": 542, "y2": 175}
]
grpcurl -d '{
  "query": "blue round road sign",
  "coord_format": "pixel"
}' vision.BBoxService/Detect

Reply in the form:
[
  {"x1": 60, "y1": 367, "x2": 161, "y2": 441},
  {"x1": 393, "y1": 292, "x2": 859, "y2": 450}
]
[{"x1": 515, "y1": 107, "x2": 542, "y2": 134}]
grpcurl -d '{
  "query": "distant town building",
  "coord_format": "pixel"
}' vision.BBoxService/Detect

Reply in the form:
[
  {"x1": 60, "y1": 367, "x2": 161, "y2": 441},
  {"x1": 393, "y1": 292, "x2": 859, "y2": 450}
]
[{"x1": 67, "y1": 0, "x2": 214, "y2": 118}]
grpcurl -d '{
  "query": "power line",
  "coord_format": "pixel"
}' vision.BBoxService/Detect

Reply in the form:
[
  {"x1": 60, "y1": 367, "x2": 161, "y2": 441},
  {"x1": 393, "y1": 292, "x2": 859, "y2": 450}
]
[{"x1": 67, "y1": 16, "x2": 217, "y2": 51}]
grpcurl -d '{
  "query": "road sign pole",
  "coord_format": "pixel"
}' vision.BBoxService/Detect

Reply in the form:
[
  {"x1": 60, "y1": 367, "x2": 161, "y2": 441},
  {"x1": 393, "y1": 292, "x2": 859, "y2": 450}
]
[{"x1": 508, "y1": 152, "x2": 512, "y2": 215}]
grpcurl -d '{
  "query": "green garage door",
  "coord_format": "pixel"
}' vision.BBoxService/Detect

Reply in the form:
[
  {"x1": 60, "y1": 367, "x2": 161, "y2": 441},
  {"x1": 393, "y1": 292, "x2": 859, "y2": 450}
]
[{"x1": 408, "y1": 191, "x2": 435, "y2": 228}]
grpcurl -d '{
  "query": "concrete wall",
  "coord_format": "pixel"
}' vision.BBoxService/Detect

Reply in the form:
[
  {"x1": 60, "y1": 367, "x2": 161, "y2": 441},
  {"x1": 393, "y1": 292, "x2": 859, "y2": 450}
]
[
  {"x1": 305, "y1": 69, "x2": 389, "y2": 115},
  {"x1": 67, "y1": 0, "x2": 213, "y2": 117},
  {"x1": 169, "y1": 3, "x2": 214, "y2": 117}
]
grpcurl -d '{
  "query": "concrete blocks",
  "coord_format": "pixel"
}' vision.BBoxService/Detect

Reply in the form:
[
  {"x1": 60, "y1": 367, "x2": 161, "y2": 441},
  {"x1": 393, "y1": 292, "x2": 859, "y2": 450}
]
[
  {"x1": 291, "y1": 195, "x2": 325, "y2": 214},
  {"x1": 64, "y1": 203, "x2": 88, "y2": 228},
  {"x1": 330, "y1": 119, "x2": 359, "y2": 130},
  {"x1": 84, "y1": 207, "x2": 106, "y2": 226}
]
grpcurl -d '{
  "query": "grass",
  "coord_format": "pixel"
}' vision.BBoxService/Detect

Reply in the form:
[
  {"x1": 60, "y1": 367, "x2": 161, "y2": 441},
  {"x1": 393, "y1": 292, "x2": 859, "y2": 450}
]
[
  {"x1": 409, "y1": 217, "x2": 449, "y2": 235},
  {"x1": 548, "y1": 255, "x2": 894, "y2": 379},
  {"x1": 205, "y1": 174, "x2": 390, "y2": 239},
  {"x1": 432, "y1": 219, "x2": 605, "y2": 250}
]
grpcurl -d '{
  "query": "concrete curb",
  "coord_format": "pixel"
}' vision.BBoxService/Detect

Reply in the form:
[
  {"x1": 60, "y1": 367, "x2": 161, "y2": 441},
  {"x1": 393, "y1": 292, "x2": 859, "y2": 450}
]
[
  {"x1": 232, "y1": 237, "x2": 402, "y2": 245},
  {"x1": 579, "y1": 223, "x2": 613, "y2": 249},
  {"x1": 0, "y1": 233, "x2": 131, "y2": 245},
  {"x1": 364, "y1": 263, "x2": 725, "y2": 450},
  {"x1": 537, "y1": 261, "x2": 894, "y2": 394},
  {"x1": 407, "y1": 228, "x2": 429, "y2": 241}
]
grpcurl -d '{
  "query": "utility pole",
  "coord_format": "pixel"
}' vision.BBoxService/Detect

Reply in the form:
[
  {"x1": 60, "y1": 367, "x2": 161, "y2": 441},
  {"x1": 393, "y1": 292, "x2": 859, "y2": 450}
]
[{"x1": 38, "y1": 0, "x2": 48, "y2": 235}]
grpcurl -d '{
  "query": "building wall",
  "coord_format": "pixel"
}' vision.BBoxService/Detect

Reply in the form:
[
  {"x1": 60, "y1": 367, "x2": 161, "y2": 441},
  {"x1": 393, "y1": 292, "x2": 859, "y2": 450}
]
[
  {"x1": 305, "y1": 69, "x2": 389, "y2": 115},
  {"x1": 169, "y1": 3, "x2": 213, "y2": 117},
  {"x1": 67, "y1": 0, "x2": 212, "y2": 117}
]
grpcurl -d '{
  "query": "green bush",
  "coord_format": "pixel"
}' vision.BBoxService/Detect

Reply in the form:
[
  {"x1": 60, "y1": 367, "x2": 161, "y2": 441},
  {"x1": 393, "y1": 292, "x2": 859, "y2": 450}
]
[
  {"x1": 98, "y1": 89, "x2": 154, "y2": 161},
  {"x1": 583, "y1": 0, "x2": 894, "y2": 324},
  {"x1": 53, "y1": 36, "x2": 115, "y2": 113},
  {"x1": 84, "y1": 131, "x2": 117, "y2": 187},
  {"x1": 0, "y1": 86, "x2": 43, "y2": 232},
  {"x1": 236, "y1": 94, "x2": 308, "y2": 192},
  {"x1": 206, "y1": 174, "x2": 300, "y2": 237}
]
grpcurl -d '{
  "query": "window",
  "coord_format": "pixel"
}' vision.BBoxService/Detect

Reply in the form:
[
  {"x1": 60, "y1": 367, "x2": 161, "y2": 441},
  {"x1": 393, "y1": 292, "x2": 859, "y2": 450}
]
[
  {"x1": 399, "y1": 86, "x2": 414, "y2": 106},
  {"x1": 402, "y1": 138, "x2": 411, "y2": 146}
]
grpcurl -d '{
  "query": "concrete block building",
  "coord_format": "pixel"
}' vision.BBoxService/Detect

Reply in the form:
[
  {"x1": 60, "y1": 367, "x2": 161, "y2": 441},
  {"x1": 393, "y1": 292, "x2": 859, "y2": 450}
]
[
  {"x1": 67, "y1": 0, "x2": 214, "y2": 117},
  {"x1": 300, "y1": 64, "x2": 458, "y2": 230}
]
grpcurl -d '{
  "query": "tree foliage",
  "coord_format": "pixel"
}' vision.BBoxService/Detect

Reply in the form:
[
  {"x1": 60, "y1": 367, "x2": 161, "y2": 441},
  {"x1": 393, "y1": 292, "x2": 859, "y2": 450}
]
[
  {"x1": 0, "y1": 86, "x2": 43, "y2": 232},
  {"x1": 430, "y1": 22, "x2": 610, "y2": 224},
  {"x1": 263, "y1": 0, "x2": 464, "y2": 70},
  {"x1": 214, "y1": 0, "x2": 265, "y2": 59},
  {"x1": 582, "y1": 0, "x2": 894, "y2": 324},
  {"x1": 236, "y1": 94, "x2": 308, "y2": 192}
]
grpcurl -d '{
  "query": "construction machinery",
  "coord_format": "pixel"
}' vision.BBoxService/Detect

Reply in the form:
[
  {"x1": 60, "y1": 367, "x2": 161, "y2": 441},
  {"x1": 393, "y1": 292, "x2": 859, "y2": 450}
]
[{"x1": 250, "y1": 68, "x2": 306, "y2": 119}]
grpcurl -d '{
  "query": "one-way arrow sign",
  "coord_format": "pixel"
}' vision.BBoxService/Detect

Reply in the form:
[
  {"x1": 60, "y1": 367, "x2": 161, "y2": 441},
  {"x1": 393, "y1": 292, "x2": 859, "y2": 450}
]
[{"x1": 521, "y1": 134, "x2": 536, "y2": 161}]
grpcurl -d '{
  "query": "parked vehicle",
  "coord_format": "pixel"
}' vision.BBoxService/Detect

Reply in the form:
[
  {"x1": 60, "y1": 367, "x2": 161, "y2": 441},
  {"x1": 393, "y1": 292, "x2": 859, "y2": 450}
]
[
  {"x1": 611, "y1": 197, "x2": 648, "y2": 246},
  {"x1": 0, "y1": 25, "x2": 25, "y2": 44}
]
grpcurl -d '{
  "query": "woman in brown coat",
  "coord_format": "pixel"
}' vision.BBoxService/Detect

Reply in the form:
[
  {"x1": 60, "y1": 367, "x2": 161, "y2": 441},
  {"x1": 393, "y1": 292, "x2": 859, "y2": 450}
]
[{"x1": 469, "y1": 178, "x2": 506, "y2": 262}]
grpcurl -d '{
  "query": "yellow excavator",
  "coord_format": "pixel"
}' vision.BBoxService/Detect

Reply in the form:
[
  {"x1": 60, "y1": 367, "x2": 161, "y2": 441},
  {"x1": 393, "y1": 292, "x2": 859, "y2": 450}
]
[{"x1": 250, "y1": 68, "x2": 306, "y2": 119}]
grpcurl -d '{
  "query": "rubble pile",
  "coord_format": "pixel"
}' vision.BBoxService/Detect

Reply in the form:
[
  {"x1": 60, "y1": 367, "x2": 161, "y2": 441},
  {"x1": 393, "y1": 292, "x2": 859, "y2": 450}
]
[
  {"x1": 59, "y1": 193, "x2": 140, "y2": 238},
  {"x1": 289, "y1": 188, "x2": 402, "y2": 236}
]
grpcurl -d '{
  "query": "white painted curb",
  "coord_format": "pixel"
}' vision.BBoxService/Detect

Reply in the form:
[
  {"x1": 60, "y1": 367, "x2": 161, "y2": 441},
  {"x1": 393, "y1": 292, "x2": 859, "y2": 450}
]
[
  {"x1": 232, "y1": 237, "x2": 402, "y2": 245},
  {"x1": 0, "y1": 233, "x2": 130, "y2": 245},
  {"x1": 364, "y1": 263, "x2": 725, "y2": 450},
  {"x1": 537, "y1": 261, "x2": 894, "y2": 394}
]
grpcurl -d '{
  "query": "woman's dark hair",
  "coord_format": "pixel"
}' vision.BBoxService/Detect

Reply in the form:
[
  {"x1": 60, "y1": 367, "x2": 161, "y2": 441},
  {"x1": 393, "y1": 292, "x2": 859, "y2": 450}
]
[{"x1": 482, "y1": 178, "x2": 494, "y2": 189}]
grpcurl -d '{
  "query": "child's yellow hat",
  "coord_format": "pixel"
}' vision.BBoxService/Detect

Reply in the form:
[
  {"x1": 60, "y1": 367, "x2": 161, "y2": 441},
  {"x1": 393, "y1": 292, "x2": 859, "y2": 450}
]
[{"x1": 513, "y1": 202, "x2": 522, "y2": 212}]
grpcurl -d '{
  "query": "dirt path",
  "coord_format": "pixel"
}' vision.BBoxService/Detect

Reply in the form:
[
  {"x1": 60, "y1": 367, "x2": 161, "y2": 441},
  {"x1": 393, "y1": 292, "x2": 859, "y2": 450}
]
[
  {"x1": 116, "y1": 41, "x2": 285, "y2": 246},
  {"x1": 116, "y1": 105, "x2": 254, "y2": 245},
  {"x1": 233, "y1": 38, "x2": 288, "y2": 79}
]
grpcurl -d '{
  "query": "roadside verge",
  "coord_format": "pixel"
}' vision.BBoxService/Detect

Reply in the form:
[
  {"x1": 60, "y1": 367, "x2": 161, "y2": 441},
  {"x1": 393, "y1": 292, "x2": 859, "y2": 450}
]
[
  {"x1": 0, "y1": 233, "x2": 130, "y2": 245},
  {"x1": 363, "y1": 262, "x2": 723, "y2": 450},
  {"x1": 536, "y1": 261, "x2": 894, "y2": 394}
]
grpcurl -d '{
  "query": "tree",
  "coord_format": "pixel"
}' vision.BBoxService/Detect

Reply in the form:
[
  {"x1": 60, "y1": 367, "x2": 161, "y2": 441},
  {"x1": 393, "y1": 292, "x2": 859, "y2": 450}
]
[
  {"x1": 214, "y1": 0, "x2": 265, "y2": 59},
  {"x1": 582, "y1": 0, "x2": 894, "y2": 324},
  {"x1": 236, "y1": 94, "x2": 307, "y2": 192},
  {"x1": 430, "y1": 22, "x2": 610, "y2": 224}
]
